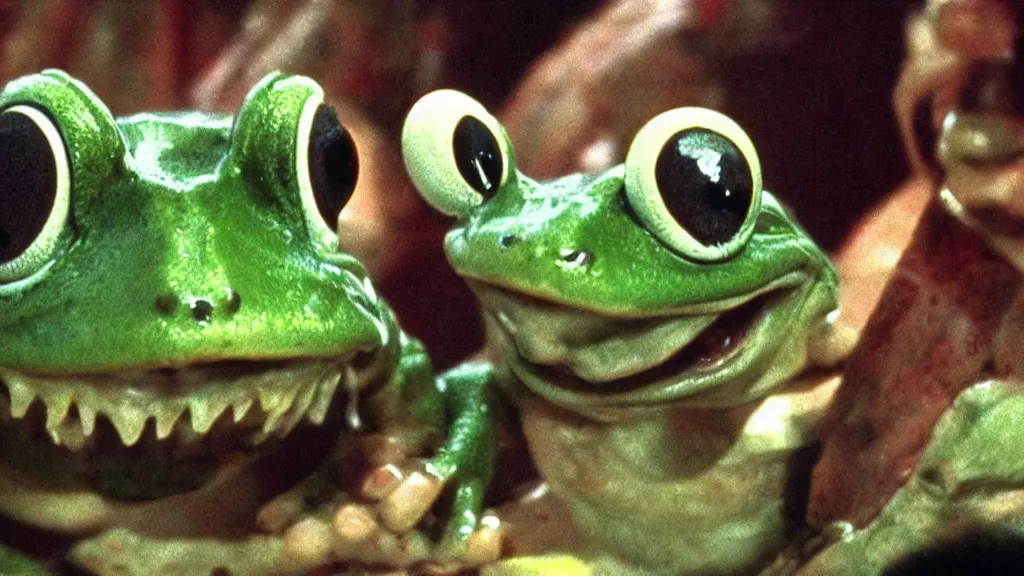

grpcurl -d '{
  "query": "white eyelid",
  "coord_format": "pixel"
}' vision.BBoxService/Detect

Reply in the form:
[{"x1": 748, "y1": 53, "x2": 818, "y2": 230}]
[
  {"x1": 0, "y1": 105, "x2": 72, "y2": 284},
  {"x1": 401, "y1": 89, "x2": 511, "y2": 217},
  {"x1": 296, "y1": 92, "x2": 341, "y2": 250},
  {"x1": 624, "y1": 107, "x2": 762, "y2": 262}
]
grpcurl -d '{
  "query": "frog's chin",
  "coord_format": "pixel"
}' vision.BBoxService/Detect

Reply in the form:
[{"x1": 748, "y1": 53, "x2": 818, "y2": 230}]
[
  {"x1": 0, "y1": 349, "x2": 383, "y2": 503},
  {"x1": 471, "y1": 277, "x2": 817, "y2": 420}
]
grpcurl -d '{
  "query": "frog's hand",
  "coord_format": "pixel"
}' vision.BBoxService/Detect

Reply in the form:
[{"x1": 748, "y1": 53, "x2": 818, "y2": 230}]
[{"x1": 378, "y1": 361, "x2": 500, "y2": 554}]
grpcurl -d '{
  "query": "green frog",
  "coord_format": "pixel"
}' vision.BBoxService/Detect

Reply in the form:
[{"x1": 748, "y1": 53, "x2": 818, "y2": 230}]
[
  {"x1": 400, "y1": 90, "x2": 851, "y2": 575},
  {"x1": 0, "y1": 70, "x2": 495, "y2": 574}
]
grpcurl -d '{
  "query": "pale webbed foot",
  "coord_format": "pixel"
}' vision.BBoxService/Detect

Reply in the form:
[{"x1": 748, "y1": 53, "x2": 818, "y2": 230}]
[
  {"x1": 280, "y1": 499, "x2": 503, "y2": 573},
  {"x1": 259, "y1": 427, "x2": 503, "y2": 573}
]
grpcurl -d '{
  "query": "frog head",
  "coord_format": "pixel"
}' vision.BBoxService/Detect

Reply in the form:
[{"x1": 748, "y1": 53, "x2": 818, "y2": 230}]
[
  {"x1": 0, "y1": 70, "x2": 395, "y2": 508},
  {"x1": 402, "y1": 91, "x2": 839, "y2": 420}
]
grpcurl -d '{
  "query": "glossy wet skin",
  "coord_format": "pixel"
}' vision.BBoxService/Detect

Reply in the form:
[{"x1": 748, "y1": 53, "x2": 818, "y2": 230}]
[
  {"x1": 0, "y1": 70, "x2": 421, "y2": 503},
  {"x1": 403, "y1": 91, "x2": 842, "y2": 574},
  {"x1": 404, "y1": 91, "x2": 839, "y2": 418}
]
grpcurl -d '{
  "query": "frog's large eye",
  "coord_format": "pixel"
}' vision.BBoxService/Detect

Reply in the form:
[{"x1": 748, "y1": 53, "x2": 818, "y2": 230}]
[
  {"x1": 402, "y1": 90, "x2": 511, "y2": 217},
  {"x1": 625, "y1": 108, "x2": 762, "y2": 262},
  {"x1": 297, "y1": 94, "x2": 358, "y2": 246},
  {"x1": 0, "y1": 105, "x2": 71, "y2": 283}
]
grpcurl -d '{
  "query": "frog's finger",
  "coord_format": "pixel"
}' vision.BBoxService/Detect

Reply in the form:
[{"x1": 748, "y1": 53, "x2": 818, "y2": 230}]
[
  {"x1": 257, "y1": 490, "x2": 309, "y2": 534},
  {"x1": 438, "y1": 477, "x2": 487, "y2": 551},
  {"x1": 423, "y1": 517, "x2": 504, "y2": 573},
  {"x1": 436, "y1": 494, "x2": 504, "y2": 562},
  {"x1": 282, "y1": 517, "x2": 335, "y2": 568},
  {"x1": 378, "y1": 465, "x2": 444, "y2": 532},
  {"x1": 360, "y1": 463, "x2": 405, "y2": 501},
  {"x1": 462, "y1": 514, "x2": 505, "y2": 565},
  {"x1": 333, "y1": 502, "x2": 379, "y2": 543},
  {"x1": 333, "y1": 511, "x2": 435, "y2": 567}
]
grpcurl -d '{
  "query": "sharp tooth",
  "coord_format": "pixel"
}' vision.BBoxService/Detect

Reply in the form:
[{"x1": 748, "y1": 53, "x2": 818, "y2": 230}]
[
  {"x1": 232, "y1": 397, "x2": 254, "y2": 423},
  {"x1": 107, "y1": 407, "x2": 149, "y2": 446},
  {"x1": 307, "y1": 374, "x2": 342, "y2": 426},
  {"x1": 190, "y1": 398, "x2": 229, "y2": 435},
  {"x1": 76, "y1": 399, "x2": 97, "y2": 434},
  {"x1": 277, "y1": 382, "x2": 318, "y2": 438},
  {"x1": 7, "y1": 380, "x2": 36, "y2": 419},
  {"x1": 42, "y1": 392, "x2": 72, "y2": 431},
  {"x1": 155, "y1": 406, "x2": 187, "y2": 440},
  {"x1": 49, "y1": 421, "x2": 86, "y2": 451},
  {"x1": 257, "y1": 386, "x2": 281, "y2": 415},
  {"x1": 78, "y1": 403, "x2": 97, "y2": 436},
  {"x1": 260, "y1": 386, "x2": 301, "y2": 436}
]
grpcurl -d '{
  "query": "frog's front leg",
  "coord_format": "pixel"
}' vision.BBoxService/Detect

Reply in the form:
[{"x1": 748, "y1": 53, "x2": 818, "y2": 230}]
[
  {"x1": 375, "y1": 360, "x2": 501, "y2": 553},
  {"x1": 263, "y1": 342, "x2": 502, "y2": 571}
]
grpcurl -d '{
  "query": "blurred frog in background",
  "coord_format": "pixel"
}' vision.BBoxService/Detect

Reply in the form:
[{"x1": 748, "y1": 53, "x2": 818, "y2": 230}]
[{"x1": 797, "y1": 1, "x2": 1024, "y2": 574}]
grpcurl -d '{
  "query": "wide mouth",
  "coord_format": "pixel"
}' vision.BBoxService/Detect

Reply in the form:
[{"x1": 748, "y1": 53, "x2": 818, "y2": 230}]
[
  {"x1": 470, "y1": 277, "x2": 806, "y2": 410},
  {"x1": 0, "y1": 350, "x2": 384, "y2": 500}
]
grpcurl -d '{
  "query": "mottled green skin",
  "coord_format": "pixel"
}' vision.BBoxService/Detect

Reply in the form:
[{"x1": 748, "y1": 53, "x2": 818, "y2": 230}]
[
  {"x1": 0, "y1": 70, "x2": 495, "y2": 573},
  {"x1": 450, "y1": 165, "x2": 838, "y2": 412},
  {"x1": 448, "y1": 170, "x2": 825, "y2": 315},
  {"x1": 0, "y1": 71, "x2": 385, "y2": 372},
  {"x1": 406, "y1": 98, "x2": 841, "y2": 574}
]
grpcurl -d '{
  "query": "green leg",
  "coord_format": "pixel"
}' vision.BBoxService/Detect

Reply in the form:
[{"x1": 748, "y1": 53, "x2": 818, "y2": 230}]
[{"x1": 429, "y1": 361, "x2": 499, "y2": 550}]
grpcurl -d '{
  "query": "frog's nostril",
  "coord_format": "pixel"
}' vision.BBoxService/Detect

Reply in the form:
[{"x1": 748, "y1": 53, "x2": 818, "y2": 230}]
[
  {"x1": 224, "y1": 288, "x2": 242, "y2": 314},
  {"x1": 499, "y1": 234, "x2": 519, "y2": 248},
  {"x1": 190, "y1": 299, "x2": 214, "y2": 324},
  {"x1": 153, "y1": 294, "x2": 177, "y2": 316},
  {"x1": 155, "y1": 289, "x2": 240, "y2": 323},
  {"x1": 558, "y1": 248, "x2": 592, "y2": 269}
]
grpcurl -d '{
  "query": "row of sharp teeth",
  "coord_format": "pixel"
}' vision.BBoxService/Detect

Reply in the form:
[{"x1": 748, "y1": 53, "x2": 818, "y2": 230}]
[{"x1": 0, "y1": 361, "x2": 367, "y2": 451}]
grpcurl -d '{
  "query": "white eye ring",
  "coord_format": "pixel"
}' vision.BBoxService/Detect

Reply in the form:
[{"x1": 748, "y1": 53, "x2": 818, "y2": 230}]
[
  {"x1": 0, "y1": 105, "x2": 71, "y2": 284},
  {"x1": 401, "y1": 89, "x2": 511, "y2": 217},
  {"x1": 296, "y1": 92, "x2": 356, "y2": 249},
  {"x1": 625, "y1": 107, "x2": 762, "y2": 262}
]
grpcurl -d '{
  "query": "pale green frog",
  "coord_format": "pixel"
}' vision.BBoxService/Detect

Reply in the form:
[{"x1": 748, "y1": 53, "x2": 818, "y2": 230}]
[
  {"x1": 0, "y1": 71, "x2": 495, "y2": 574},
  {"x1": 401, "y1": 91, "x2": 851, "y2": 575}
]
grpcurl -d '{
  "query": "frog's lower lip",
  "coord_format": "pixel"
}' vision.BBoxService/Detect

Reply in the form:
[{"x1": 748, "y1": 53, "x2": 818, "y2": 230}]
[
  {"x1": 470, "y1": 278, "x2": 809, "y2": 411},
  {"x1": 0, "y1": 352, "x2": 381, "y2": 499}
]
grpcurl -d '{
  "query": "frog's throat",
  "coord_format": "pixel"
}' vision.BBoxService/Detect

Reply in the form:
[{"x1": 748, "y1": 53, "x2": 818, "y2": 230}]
[
  {"x1": 0, "y1": 349, "x2": 386, "y2": 452},
  {"x1": 473, "y1": 272, "x2": 832, "y2": 421}
]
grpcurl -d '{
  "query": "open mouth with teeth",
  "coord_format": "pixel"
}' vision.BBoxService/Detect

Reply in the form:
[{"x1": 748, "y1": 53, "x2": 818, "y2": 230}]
[
  {"x1": 0, "y1": 349, "x2": 384, "y2": 500},
  {"x1": 469, "y1": 276, "x2": 813, "y2": 418}
]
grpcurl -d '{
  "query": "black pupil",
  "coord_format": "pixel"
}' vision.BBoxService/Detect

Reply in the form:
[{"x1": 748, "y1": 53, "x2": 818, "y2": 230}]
[
  {"x1": 654, "y1": 128, "x2": 753, "y2": 246},
  {"x1": 453, "y1": 115, "x2": 502, "y2": 197},
  {"x1": 0, "y1": 108, "x2": 58, "y2": 264},
  {"x1": 307, "y1": 104, "x2": 358, "y2": 226}
]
